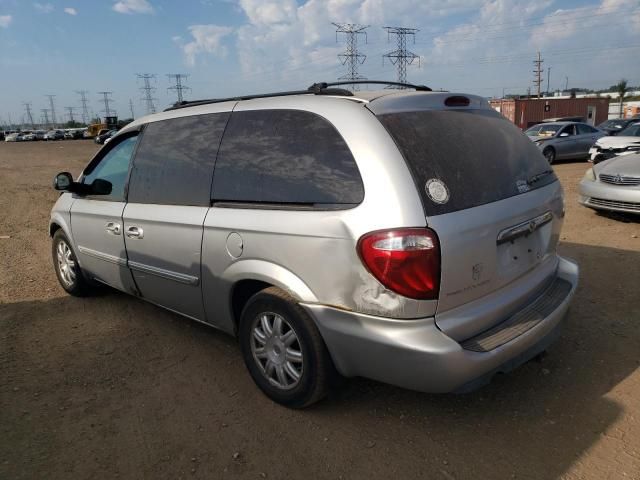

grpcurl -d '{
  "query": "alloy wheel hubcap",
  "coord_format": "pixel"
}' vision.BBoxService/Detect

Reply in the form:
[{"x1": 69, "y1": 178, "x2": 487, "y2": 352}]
[
  {"x1": 250, "y1": 312, "x2": 303, "y2": 390},
  {"x1": 56, "y1": 241, "x2": 76, "y2": 287}
]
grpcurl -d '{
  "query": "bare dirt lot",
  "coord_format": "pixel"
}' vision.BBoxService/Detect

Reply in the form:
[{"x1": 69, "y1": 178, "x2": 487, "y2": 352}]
[{"x1": 1, "y1": 141, "x2": 639, "y2": 480}]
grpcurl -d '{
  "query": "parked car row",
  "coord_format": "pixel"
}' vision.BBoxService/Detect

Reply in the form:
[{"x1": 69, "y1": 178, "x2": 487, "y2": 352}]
[
  {"x1": 525, "y1": 120, "x2": 640, "y2": 165},
  {"x1": 3, "y1": 128, "x2": 88, "y2": 142}
]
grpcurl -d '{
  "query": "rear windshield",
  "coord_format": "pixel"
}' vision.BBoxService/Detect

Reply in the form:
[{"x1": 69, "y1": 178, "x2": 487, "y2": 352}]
[{"x1": 377, "y1": 109, "x2": 557, "y2": 216}]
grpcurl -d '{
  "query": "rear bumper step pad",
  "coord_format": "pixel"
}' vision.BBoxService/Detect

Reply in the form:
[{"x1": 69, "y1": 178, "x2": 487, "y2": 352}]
[{"x1": 460, "y1": 277, "x2": 572, "y2": 353}]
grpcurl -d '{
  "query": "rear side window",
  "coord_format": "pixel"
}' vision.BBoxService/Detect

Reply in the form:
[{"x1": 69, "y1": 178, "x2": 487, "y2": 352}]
[
  {"x1": 377, "y1": 109, "x2": 557, "y2": 216},
  {"x1": 577, "y1": 124, "x2": 597, "y2": 134},
  {"x1": 128, "y1": 113, "x2": 230, "y2": 206},
  {"x1": 211, "y1": 109, "x2": 364, "y2": 206}
]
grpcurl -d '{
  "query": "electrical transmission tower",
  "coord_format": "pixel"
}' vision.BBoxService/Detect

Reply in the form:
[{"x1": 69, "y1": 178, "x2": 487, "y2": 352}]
[
  {"x1": 45, "y1": 95, "x2": 57, "y2": 128},
  {"x1": 137, "y1": 74, "x2": 157, "y2": 115},
  {"x1": 41, "y1": 109, "x2": 51, "y2": 129},
  {"x1": 332, "y1": 23, "x2": 369, "y2": 90},
  {"x1": 167, "y1": 74, "x2": 191, "y2": 103},
  {"x1": 129, "y1": 99, "x2": 135, "y2": 119},
  {"x1": 23, "y1": 102, "x2": 35, "y2": 129},
  {"x1": 76, "y1": 90, "x2": 90, "y2": 124},
  {"x1": 65, "y1": 106, "x2": 76, "y2": 123},
  {"x1": 97, "y1": 91, "x2": 115, "y2": 118},
  {"x1": 383, "y1": 27, "x2": 420, "y2": 87},
  {"x1": 533, "y1": 51, "x2": 544, "y2": 98}
]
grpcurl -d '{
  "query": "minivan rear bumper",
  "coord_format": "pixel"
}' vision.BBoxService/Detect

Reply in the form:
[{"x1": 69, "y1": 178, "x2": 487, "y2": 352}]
[{"x1": 302, "y1": 256, "x2": 578, "y2": 393}]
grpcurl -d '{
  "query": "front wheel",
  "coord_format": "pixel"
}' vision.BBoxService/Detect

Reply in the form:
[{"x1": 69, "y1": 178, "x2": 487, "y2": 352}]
[
  {"x1": 52, "y1": 230, "x2": 96, "y2": 296},
  {"x1": 543, "y1": 147, "x2": 556, "y2": 164},
  {"x1": 238, "y1": 287, "x2": 334, "y2": 408}
]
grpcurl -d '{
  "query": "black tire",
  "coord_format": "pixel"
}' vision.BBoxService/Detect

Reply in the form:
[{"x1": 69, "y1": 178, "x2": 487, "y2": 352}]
[
  {"x1": 543, "y1": 146, "x2": 556, "y2": 164},
  {"x1": 238, "y1": 287, "x2": 334, "y2": 408},
  {"x1": 52, "y1": 230, "x2": 95, "y2": 297}
]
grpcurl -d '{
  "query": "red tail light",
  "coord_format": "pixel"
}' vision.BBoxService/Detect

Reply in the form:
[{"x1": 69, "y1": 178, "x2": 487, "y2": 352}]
[{"x1": 357, "y1": 228, "x2": 440, "y2": 300}]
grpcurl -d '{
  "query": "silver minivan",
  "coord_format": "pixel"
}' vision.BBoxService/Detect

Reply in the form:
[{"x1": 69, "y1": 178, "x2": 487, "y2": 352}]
[{"x1": 50, "y1": 82, "x2": 579, "y2": 407}]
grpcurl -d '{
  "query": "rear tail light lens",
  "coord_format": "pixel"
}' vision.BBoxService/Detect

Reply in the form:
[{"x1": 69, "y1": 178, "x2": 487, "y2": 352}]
[{"x1": 357, "y1": 228, "x2": 440, "y2": 300}]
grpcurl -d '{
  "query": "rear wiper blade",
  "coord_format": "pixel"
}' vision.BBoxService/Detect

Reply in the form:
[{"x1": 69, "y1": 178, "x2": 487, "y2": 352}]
[{"x1": 527, "y1": 169, "x2": 554, "y2": 185}]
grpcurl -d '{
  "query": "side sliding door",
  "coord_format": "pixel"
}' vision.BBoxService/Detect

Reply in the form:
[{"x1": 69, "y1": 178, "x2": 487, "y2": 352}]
[{"x1": 122, "y1": 111, "x2": 230, "y2": 321}]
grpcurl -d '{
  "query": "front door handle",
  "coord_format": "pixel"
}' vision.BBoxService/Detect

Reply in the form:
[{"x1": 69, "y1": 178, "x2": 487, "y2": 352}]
[
  {"x1": 106, "y1": 222, "x2": 121, "y2": 235},
  {"x1": 126, "y1": 226, "x2": 144, "y2": 239}
]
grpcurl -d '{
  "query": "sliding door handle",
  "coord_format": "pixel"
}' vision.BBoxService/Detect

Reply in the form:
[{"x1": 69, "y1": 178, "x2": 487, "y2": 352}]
[{"x1": 126, "y1": 226, "x2": 144, "y2": 239}]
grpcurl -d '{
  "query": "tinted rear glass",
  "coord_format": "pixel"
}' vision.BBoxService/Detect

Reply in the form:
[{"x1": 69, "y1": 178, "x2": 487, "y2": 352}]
[
  {"x1": 128, "y1": 113, "x2": 230, "y2": 206},
  {"x1": 377, "y1": 109, "x2": 557, "y2": 216},
  {"x1": 211, "y1": 109, "x2": 364, "y2": 206}
]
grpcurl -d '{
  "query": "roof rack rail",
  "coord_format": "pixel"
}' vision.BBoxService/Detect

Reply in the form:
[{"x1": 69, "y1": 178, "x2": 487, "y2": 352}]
[
  {"x1": 308, "y1": 80, "x2": 432, "y2": 92},
  {"x1": 164, "y1": 85, "x2": 354, "y2": 111},
  {"x1": 163, "y1": 80, "x2": 431, "y2": 111}
]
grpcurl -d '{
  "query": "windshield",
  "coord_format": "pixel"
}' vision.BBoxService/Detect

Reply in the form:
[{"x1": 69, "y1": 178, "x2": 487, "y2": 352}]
[
  {"x1": 525, "y1": 124, "x2": 561, "y2": 137},
  {"x1": 377, "y1": 109, "x2": 557, "y2": 216},
  {"x1": 618, "y1": 124, "x2": 640, "y2": 137},
  {"x1": 599, "y1": 120, "x2": 628, "y2": 129}
]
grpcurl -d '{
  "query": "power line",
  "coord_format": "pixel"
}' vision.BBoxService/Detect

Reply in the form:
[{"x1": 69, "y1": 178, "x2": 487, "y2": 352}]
[
  {"x1": 383, "y1": 27, "x2": 420, "y2": 87},
  {"x1": 75, "y1": 90, "x2": 90, "y2": 125},
  {"x1": 65, "y1": 106, "x2": 76, "y2": 123},
  {"x1": 23, "y1": 102, "x2": 35, "y2": 130},
  {"x1": 41, "y1": 109, "x2": 50, "y2": 129},
  {"x1": 137, "y1": 73, "x2": 157, "y2": 115},
  {"x1": 45, "y1": 95, "x2": 57, "y2": 128},
  {"x1": 97, "y1": 91, "x2": 115, "y2": 118},
  {"x1": 167, "y1": 74, "x2": 191, "y2": 103},
  {"x1": 333, "y1": 23, "x2": 369, "y2": 90},
  {"x1": 533, "y1": 51, "x2": 544, "y2": 98}
]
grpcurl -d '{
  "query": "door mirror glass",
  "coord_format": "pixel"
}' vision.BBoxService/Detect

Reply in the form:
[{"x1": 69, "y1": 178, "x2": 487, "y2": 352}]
[
  {"x1": 90, "y1": 179, "x2": 113, "y2": 195},
  {"x1": 53, "y1": 172, "x2": 73, "y2": 191}
]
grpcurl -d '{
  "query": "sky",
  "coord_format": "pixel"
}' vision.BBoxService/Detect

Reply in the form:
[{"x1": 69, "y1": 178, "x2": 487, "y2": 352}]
[{"x1": 0, "y1": 0, "x2": 639, "y2": 126}]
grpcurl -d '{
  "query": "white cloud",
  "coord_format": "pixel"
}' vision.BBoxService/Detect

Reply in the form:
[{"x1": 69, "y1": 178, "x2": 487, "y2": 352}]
[
  {"x1": 64, "y1": 7, "x2": 77, "y2": 16},
  {"x1": 180, "y1": 25, "x2": 234, "y2": 67},
  {"x1": 34, "y1": 3, "x2": 54, "y2": 13},
  {"x1": 113, "y1": 0, "x2": 154, "y2": 15},
  {"x1": 0, "y1": 15, "x2": 12, "y2": 28}
]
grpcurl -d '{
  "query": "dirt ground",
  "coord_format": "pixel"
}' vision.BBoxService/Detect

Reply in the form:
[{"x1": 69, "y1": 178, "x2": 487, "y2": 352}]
[{"x1": 1, "y1": 141, "x2": 639, "y2": 480}]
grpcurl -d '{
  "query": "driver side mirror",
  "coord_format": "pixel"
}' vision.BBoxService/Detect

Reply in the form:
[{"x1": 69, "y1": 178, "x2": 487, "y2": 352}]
[
  {"x1": 53, "y1": 172, "x2": 74, "y2": 191},
  {"x1": 53, "y1": 172, "x2": 112, "y2": 196}
]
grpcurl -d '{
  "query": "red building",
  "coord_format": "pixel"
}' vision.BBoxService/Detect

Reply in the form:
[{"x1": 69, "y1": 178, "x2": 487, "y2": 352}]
[{"x1": 489, "y1": 97, "x2": 610, "y2": 129}]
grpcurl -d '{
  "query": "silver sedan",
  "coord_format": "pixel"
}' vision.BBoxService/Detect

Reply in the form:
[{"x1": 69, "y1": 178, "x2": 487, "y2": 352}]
[
  {"x1": 579, "y1": 153, "x2": 640, "y2": 214},
  {"x1": 526, "y1": 122, "x2": 606, "y2": 164}
]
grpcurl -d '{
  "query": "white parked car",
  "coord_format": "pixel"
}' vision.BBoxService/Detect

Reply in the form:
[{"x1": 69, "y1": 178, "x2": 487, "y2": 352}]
[{"x1": 589, "y1": 122, "x2": 640, "y2": 164}]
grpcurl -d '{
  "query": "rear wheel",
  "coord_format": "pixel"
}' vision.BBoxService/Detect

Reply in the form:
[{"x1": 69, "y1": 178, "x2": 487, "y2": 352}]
[
  {"x1": 238, "y1": 287, "x2": 333, "y2": 408},
  {"x1": 543, "y1": 146, "x2": 556, "y2": 164},
  {"x1": 52, "y1": 230, "x2": 95, "y2": 296}
]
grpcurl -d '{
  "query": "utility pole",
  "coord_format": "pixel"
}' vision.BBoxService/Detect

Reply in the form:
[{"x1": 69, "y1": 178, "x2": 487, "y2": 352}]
[
  {"x1": 41, "y1": 109, "x2": 50, "y2": 129},
  {"x1": 23, "y1": 102, "x2": 35, "y2": 130},
  {"x1": 137, "y1": 73, "x2": 157, "y2": 115},
  {"x1": 167, "y1": 74, "x2": 191, "y2": 103},
  {"x1": 76, "y1": 90, "x2": 90, "y2": 125},
  {"x1": 565, "y1": 76, "x2": 569, "y2": 92},
  {"x1": 546, "y1": 67, "x2": 551, "y2": 96},
  {"x1": 383, "y1": 27, "x2": 420, "y2": 87},
  {"x1": 333, "y1": 23, "x2": 369, "y2": 90},
  {"x1": 65, "y1": 106, "x2": 76, "y2": 124},
  {"x1": 533, "y1": 51, "x2": 544, "y2": 98},
  {"x1": 97, "y1": 91, "x2": 114, "y2": 118},
  {"x1": 129, "y1": 98, "x2": 135, "y2": 119},
  {"x1": 45, "y1": 95, "x2": 57, "y2": 128}
]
